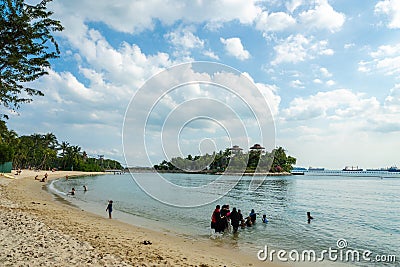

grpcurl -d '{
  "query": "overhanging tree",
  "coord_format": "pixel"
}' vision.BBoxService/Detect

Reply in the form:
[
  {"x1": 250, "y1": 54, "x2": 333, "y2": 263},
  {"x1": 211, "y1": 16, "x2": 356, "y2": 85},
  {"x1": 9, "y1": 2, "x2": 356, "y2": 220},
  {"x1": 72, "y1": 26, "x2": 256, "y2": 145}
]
[{"x1": 0, "y1": 0, "x2": 63, "y2": 117}]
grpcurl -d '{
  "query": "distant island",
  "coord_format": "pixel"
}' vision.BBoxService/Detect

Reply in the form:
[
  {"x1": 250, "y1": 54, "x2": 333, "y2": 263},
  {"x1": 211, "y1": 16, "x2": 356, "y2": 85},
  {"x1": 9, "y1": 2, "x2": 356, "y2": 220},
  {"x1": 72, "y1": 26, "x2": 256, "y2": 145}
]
[{"x1": 153, "y1": 145, "x2": 296, "y2": 175}]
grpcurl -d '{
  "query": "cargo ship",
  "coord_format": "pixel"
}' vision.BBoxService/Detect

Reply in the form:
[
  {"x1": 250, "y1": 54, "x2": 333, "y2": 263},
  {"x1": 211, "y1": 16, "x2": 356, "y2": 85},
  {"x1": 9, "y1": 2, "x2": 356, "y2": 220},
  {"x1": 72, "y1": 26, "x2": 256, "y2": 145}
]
[{"x1": 291, "y1": 166, "x2": 400, "y2": 177}]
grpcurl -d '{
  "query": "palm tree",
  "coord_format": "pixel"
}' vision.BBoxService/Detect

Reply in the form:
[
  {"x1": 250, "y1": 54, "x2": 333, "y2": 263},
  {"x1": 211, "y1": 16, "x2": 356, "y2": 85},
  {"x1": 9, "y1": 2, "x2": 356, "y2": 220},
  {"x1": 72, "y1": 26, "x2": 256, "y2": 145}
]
[
  {"x1": 43, "y1": 133, "x2": 58, "y2": 150},
  {"x1": 59, "y1": 141, "x2": 69, "y2": 157}
]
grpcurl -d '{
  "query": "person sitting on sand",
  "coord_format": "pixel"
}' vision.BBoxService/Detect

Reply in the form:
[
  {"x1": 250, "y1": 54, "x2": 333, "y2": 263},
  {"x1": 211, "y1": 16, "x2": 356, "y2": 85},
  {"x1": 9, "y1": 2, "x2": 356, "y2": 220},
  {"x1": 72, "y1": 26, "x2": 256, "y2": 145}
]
[
  {"x1": 34, "y1": 175, "x2": 39, "y2": 180},
  {"x1": 44, "y1": 173, "x2": 48, "y2": 181},
  {"x1": 106, "y1": 200, "x2": 113, "y2": 219},
  {"x1": 262, "y1": 214, "x2": 268, "y2": 223}
]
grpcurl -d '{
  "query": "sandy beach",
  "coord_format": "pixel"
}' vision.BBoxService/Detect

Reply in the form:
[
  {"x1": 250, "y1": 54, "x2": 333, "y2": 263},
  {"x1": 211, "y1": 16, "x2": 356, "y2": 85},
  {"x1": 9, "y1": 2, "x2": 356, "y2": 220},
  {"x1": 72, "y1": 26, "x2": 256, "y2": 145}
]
[{"x1": 0, "y1": 170, "x2": 280, "y2": 267}]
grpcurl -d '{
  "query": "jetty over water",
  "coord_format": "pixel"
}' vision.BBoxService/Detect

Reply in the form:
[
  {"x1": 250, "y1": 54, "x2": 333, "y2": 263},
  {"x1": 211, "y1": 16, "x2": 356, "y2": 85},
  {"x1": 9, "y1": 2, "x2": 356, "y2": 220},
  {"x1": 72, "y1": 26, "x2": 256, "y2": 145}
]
[{"x1": 104, "y1": 169, "x2": 124, "y2": 174}]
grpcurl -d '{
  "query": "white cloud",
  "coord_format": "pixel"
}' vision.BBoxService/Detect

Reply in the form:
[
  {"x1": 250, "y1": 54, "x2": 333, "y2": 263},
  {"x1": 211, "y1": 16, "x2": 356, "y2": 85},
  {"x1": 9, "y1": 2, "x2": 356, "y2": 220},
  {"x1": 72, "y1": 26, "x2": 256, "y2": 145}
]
[
  {"x1": 320, "y1": 67, "x2": 332, "y2": 77},
  {"x1": 384, "y1": 84, "x2": 400, "y2": 112},
  {"x1": 370, "y1": 43, "x2": 400, "y2": 58},
  {"x1": 165, "y1": 26, "x2": 204, "y2": 50},
  {"x1": 220, "y1": 37, "x2": 251, "y2": 60},
  {"x1": 313, "y1": 78, "x2": 323, "y2": 84},
  {"x1": 286, "y1": 0, "x2": 303, "y2": 13},
  {"x1": 344, "y1": 43, "x2": 355, "y2": 49},
  {"x1": 165, "y1": 26, "x2": 205, "y2": 58},
  {"x1": 299, "y1": 0, "x2": 345, "y2": 32},
  {"x1": 281, "y1": 89, "x2": 379, "y2": 121},
  {"x1": 359, "y1": 43, "x2": 400, "y2": 76},
  {"x1": 50, "y1": 0, "x2": 262, "y2": 34},
  {"x1": 375, "y1": 0, "x2": 400, "y2": 29},
  {"x1": 290, "y1": 79, "x2": 304, "y2": 88},
  {"x1": 271, "y1": 34, "x2": 333, "y2": 65},
  {"x1": 203, "y1": 50, "x2": 220, "y2": 60},
  {"x1": 326, "y1": 80, "x2": 335, "y2": 86},
  {"x1": 256, "y1": 11, "x2": 296, "y2": 32}
]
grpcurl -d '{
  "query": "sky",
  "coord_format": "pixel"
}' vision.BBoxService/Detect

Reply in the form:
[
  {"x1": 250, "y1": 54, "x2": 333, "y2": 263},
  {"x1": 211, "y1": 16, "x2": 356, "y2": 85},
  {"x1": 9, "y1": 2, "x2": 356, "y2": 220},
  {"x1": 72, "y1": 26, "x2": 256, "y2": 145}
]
[{"x1": 6, "y1": 0, "x2": 400, "y2": 169}]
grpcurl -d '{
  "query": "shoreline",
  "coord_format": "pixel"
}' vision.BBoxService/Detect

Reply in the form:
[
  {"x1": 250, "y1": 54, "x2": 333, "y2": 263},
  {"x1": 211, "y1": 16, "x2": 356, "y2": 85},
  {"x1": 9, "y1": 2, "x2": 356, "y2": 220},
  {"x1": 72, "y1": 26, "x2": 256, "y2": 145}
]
[
  {"x1": 145, "y1": 169, "x2": 292, "y2": 176},
  {"x1": 0, "y1": 170, "x2": 281, "y2": 266}
]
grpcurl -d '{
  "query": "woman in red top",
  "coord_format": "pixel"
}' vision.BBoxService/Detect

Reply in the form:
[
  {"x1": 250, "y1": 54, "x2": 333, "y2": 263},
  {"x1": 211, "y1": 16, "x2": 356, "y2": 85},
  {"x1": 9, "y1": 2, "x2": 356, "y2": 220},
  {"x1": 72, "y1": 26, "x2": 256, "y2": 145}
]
[{"x1": 211, "y1": 205, "x2": 221, "y2": 233}]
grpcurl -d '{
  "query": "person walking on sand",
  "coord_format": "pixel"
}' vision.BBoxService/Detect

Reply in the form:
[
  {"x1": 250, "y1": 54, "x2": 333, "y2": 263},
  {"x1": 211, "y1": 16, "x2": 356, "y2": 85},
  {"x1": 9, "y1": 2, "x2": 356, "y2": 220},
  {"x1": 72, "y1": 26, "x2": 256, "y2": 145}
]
[{"x1": 106, "y1": 200, "x2": 113, "y2": 219}]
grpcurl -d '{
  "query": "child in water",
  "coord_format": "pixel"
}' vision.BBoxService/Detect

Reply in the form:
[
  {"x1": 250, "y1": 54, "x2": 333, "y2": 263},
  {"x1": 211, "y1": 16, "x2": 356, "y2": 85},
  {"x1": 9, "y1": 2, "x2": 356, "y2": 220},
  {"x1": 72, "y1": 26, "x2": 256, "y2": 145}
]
[
  {"x1": 68, "y1": 188, "x2": 75, "y2": 195},
  {"x1": 262, "y1": 214, "x2": 268, "y2": 223}
]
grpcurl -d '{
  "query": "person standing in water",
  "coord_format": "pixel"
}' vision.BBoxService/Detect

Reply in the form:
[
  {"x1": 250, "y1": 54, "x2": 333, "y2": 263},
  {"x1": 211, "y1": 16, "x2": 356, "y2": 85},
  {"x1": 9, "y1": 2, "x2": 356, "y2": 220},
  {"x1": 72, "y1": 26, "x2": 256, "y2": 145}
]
[
  {"x1": 211, "y1": 205, "x2": 221, "y2": 233},
  {"x1": 229, "y1": 207, "x2": 240, "y2": 233},
  {"x1": 249, "y1": 209, "x2": 257, "y2": 224},
  {"x1": 106, "y1": 200, "x2": 113, "y2": 219},
  {"x1": 83, "y1": 185, "x2": 88, "y2": 192},
  {"x1": 307, "y1": 211, "x2": 313, "y2": 223}
]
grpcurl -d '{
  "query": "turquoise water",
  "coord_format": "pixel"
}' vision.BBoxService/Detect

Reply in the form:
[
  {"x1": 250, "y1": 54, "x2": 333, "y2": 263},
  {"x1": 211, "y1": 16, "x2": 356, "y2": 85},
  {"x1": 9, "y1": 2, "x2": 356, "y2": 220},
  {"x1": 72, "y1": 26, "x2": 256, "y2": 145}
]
[{"x1": 50, "y1": 173, "x2": 399, "y2": 266}]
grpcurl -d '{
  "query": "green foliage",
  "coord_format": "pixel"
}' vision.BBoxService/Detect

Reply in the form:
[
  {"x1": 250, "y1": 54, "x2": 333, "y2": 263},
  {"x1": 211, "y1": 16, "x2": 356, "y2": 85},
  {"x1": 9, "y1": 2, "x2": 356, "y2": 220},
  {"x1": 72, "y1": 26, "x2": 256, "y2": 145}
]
[
  {"x1": 0, "y1": 142, "x2": 13, "y2": 163},
  {"x1": 0, "y1": 0, "x2": 63, "y2": 115},
  {"x1": 154, "y1": 146, "x2": 296, "y2": 173},
  {"x1": 0, "y1": 120, "x2": 122, "y2": 171}
]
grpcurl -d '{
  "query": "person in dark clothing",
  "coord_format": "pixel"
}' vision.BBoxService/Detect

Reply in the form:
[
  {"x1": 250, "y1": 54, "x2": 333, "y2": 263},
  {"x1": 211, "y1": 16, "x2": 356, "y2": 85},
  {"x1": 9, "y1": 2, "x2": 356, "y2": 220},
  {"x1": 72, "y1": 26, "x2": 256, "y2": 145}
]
[
  {"x1": 220, "y1": 205, "x2": 229, "y2": 232},
  {"x1": 68, "y1": 187, "x2": 75, "y2": 195},
  {"x1": 211, "y1": 205, "x2": 221, "y2": 232},
  {"x1": 106, "y1": 200, "x2": 113, "y2": 219},
  {"x1": 229, "y1": 207, "x2": 240, "y2": 233},
  {"x1": 307, "y1": 211, "x2": 313, "y2": 224},
  {"x1": 249, "y1": 209, "x2": 257, "y2": 224},
  {"x1": 238, "y1": 209, "x2": 245, "y2": 228}
]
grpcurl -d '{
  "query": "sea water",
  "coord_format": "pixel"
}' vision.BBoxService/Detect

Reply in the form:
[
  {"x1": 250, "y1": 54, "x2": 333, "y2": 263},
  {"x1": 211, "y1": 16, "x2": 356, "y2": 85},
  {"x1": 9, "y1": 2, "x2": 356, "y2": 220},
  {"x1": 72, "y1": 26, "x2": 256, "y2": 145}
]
[{"x1": 50, "y1": 173, "x2": 400, "y2": 266}]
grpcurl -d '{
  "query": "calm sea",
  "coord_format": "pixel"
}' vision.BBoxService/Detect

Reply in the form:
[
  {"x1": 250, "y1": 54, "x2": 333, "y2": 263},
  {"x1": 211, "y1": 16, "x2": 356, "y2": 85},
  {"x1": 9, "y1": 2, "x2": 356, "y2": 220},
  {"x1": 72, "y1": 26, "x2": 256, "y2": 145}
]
[{"x1": 50, "y1": 173, "x2": 399, "y2": 266}]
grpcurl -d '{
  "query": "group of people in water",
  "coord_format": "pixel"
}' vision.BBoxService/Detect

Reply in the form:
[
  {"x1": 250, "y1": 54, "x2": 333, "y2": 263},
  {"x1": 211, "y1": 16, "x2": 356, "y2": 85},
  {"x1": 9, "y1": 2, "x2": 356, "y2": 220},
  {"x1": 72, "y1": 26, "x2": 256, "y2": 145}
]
[
  {"x1": 211, "y1": 205, "x2": 314, "y2": 234},
  {"x1": 211, "y1": 205, "x2": 268, "y2": 234},
  {"x1": 67, "y1": 185, "x2": 88, "y2": 195}
]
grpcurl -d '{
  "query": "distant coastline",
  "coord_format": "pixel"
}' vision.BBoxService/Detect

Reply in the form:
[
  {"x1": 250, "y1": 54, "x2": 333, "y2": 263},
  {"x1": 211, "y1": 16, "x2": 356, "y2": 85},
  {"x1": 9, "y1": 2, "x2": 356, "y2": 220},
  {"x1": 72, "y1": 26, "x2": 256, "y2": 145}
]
[{"x1": 128, "y1": 167, "x2": 291, "y2": 176}]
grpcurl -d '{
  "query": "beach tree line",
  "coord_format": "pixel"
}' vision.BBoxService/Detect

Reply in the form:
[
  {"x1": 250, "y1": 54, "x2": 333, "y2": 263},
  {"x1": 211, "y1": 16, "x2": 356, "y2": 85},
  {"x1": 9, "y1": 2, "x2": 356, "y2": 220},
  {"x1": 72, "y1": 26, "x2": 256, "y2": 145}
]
[
  {"x1": 0, "y1": 121, "x2": 122, "y2": 171},
  {"x1": 153, "y1": 146, "x2": 296, "y2": 173}
]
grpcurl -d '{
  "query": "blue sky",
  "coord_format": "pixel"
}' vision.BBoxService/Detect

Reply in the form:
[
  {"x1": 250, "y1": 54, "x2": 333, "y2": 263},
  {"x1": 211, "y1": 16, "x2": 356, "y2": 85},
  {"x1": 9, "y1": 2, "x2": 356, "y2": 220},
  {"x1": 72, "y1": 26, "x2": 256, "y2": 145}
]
[{"x1": 7, "y1": 0, "x2": 400, "y2": 169}]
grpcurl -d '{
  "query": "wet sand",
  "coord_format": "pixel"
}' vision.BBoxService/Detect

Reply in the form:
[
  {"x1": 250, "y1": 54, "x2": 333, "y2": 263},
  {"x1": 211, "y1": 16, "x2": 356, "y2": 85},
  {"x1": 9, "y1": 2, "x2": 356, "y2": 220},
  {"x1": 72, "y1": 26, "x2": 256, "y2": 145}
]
[{"x1": 0, "y1": 170, "x2": 280, "y2": 266}]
